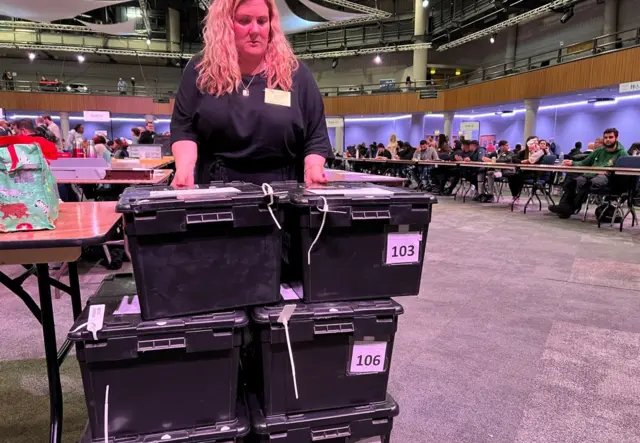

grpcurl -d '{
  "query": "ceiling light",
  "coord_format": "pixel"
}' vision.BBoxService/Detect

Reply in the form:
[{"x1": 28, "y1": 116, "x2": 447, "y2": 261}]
[
  {"x1": 430, "y1": 68, "x2": 436, "y2": 74},
  {"x1": 374, "y1": 55, "x2": 381, "y2": 64},
  {"x1": 77, "y1": 54, "x2": 85, "y2": 63},
  {"x1": 146, "y1": 38, "x2": 151, "y2": 45},
  {"x1": 490, "y1": 33, "x2": 496, "y2": 44},
  {"x1": 28, "y1": 52, "x2": 35, "y2": 61},
  {"x1": 455, "y1": 69, "x2": 461, "y2": 76},
  {"x1": 422, "y1": 0, "x2": 429, "y2": 7},
  {"x1": 560, "y1": 6, "x2": 574, "y2": 24}
]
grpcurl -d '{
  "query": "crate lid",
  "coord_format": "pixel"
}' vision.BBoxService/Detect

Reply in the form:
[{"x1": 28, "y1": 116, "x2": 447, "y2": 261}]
[
  {"x1": 116, "y1": 181, "x2": 288, "y2": 214},
  {"x1": 284, "y1": 182, "x2": 437, "y2": 207},
  {"x1": 249, "y1": 394, "x2": 399, "y2": 435},
  {"x1": 251, "y1": 299, "x2": 404, "y2": 324},
  {"x1": 68, "y1": 292, "x2": 249, "y2": 343}
]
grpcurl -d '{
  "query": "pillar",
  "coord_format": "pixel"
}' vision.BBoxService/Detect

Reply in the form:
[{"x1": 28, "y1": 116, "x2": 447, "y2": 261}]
[
  {"x1": 334, "y1": 125, "x2": 344, "y2": 153},
  {"x1": 505, "y1": 14, "x2": 518, "y2": 71},
  {"x1": 603, "y1": 0, "x2": 619, "y2": 47},
  {"x1": 444, "y1": 111, "x2": 454, "y2": 140},
  {"x1": 524, "y1": 99, "x2": 539, "y2": 140},
  {"x1": 412, "y1": 0, "x2": 428, "y2": 84},
  {"x1": 410, "y1": 113, "x2": 424, "y2": 144},
  {"x1": 59, "y1": 112, "x2": 70, "y2": 140},
  {"x1": 166, "y1": 7, "x2": 181, "y2": 53},
  {"x1": 144, "y1": 114, "x2": 155, "y2": 123}
]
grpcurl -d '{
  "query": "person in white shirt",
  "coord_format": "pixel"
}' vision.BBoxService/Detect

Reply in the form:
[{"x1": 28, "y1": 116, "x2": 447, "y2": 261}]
[
  {"x1": 43, "y1": 115, "x2": 62, "y2": 151},
  {"x1": 65, "y1": 124, "x2": 84, "y2": 151},
  {"x1": 117, "y1": 78, "x2": 127, "y2": 95}
]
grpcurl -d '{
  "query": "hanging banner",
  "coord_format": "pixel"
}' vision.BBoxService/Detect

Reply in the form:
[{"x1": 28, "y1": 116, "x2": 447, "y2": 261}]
[
  {"x1": 83, "y1": 110, "x2": 111, "y2": 122},
  {"x1": 326, "y1": 117, "x2": 344, "y2": 128}
]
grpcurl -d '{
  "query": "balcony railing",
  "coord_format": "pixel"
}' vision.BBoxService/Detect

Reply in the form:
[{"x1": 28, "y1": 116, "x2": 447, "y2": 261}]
[{"x1": 0, "y1": 26, "x2": 637, "y2": 101}]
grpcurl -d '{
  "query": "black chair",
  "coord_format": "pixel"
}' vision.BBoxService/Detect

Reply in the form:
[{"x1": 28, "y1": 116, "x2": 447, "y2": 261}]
[
  {"x1": 511, "y1": 155, "x2": 557, "y2": 213},
  {"x1": 583, "y1": 156, "x2": 640, "y2": 231}
]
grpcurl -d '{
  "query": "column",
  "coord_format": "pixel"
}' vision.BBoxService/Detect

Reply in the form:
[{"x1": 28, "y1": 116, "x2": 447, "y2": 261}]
[
  {"x1": 505, "y1": 14, "x2": 518, "y2": 71},
  {"x1": 443, "y1": 111, "x2": 454, "y2": 140},
  {"x1": 334, "y1": 125, "x2": 344, "y2": 153},
  {"x1": 524, "y1": 99, "x2": 539, "y2": 140},
  {"x1": 144, "y1": 114, "x2": 155, "y2": 123},
  {"x1": 603, "y1": 0, "x2": 619, "y2": 47},
  {"x1": 59, "y1": 112, "x2": 70, "y2": 141},
  {"x1": 412, "y1": 0, "x2": 428, "y2": 84},
  {"x1": 410, "y1": 113, "x2": 424, "y2": 144},
  {"x1": 166, "y1": 7, "x2": 181, "y2": 53}
]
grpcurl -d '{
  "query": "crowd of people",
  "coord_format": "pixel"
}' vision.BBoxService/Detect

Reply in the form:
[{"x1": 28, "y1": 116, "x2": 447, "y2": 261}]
[{"x1": 341, "y1": 128, "x2": 638, "y2": 220}]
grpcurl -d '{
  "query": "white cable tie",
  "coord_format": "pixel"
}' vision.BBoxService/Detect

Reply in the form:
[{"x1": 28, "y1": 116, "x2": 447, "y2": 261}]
[
  {"x1": 70, "y1": 322, "x2": 89, "y2": 334},
  {"x1": 104, "y1": 385, "x2": 110, "y2": 443},
  {"x1": 283, "y1": 321, "x2": 299, "y2": 399},
  {"x1": 261, "y1": 183, "x2": 282, "y2": 230},
  {"x1": 307, "y1": 196, "x2": 346, "y2": 265}
]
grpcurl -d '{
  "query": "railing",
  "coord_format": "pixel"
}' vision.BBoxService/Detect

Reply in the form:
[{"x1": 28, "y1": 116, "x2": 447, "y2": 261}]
[
  {"x1": 318, "y1": 26, "x2": 640, "y2": 97},
  {"x1": 1, "y1": 26, "x2": 638, "y2": 101}
]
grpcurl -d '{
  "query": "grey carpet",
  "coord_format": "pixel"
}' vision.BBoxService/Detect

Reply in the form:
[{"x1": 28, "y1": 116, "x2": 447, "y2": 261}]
[{"x1": 1, "y1": 198, "x2": 640, "y2": 442}]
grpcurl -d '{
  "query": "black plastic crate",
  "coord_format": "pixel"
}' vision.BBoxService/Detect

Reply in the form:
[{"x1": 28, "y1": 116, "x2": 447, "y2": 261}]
[
  {"x1": 281, "y1": 183, "x2": 436, "y2": 303},
  {"x1": 116, "y1": 182, "x2": 287, "y2": 319},
  {"x1": 68, "y1": 289, "x2": 248, "y2": 441},
  {"x1": 79, "y1": 399, "x2": 250, "y2": 443},
  {"x1": 248, "y1": 394, "x2": 398, "y2": 443},
  {"x1": 247, "y1": 299, "x2": 403, "y2": 416}
]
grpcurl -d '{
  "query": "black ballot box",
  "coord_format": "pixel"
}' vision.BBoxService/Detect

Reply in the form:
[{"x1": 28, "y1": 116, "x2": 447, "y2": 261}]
[
  {"x1": 116, "y1": 182, "x2": 287, "y2": 319},
  {"x1": 280, "y1": 183, "x2": 436, "y2": 303}
]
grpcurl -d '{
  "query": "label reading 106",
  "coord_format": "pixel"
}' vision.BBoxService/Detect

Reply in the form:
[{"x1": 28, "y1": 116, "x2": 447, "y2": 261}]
[
  {"x1": 385, "y1": 232, "x2": 422, "y2": 265},
  {"x1": 349, "y1": 341, "x2": 388, "y2": 374}
]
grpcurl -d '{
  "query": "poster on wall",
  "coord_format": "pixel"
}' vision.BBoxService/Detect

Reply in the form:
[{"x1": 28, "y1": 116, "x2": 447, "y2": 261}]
[
  {"x1": 480, "y1": 135, "x2": 497, "y2": 148},
  {"x1": 83, "y1": 110, "x2": 111, "y2": 122},
  {"x1": 326, "y1": 117, "x2": 344, "y2": 128},
  {"x1": 460, "y1": 121, "x2": 480, "y2": 141}
]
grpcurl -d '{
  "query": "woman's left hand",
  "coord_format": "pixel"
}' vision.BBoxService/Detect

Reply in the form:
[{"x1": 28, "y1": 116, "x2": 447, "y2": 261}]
[{"x1": 305, "y1": 164, "x2": 328, "y2": 185}]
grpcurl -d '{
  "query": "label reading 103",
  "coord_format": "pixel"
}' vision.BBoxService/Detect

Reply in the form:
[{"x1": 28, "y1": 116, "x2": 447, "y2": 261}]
[
  {"x1": 385, "y1": 232, "x2": 422, "y2": 265},
  {"x1": 349, "y1": 341, "x2": 388, "y2": 374}
]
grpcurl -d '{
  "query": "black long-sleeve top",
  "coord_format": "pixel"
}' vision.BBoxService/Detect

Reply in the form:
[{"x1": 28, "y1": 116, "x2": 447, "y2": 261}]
[{"x1": 170, "y1": 56, "x2": 331, "y2": 183}]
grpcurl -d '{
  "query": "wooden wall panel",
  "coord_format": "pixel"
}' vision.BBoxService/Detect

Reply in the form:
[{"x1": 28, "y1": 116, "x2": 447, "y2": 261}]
[{"x1": 1, "y1": 47, "x2": 638, "y2": 117}]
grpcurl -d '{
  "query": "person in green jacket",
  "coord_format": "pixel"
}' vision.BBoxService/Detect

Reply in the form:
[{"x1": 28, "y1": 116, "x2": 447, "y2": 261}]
[{"x1": 549, "y1": 127, "x2": 627, "y2": 218}]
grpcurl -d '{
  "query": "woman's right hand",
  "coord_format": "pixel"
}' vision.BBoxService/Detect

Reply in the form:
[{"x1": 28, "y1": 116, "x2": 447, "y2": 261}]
[{"x1": 171, "y1": 168, "x2": 195, "y2": 188}]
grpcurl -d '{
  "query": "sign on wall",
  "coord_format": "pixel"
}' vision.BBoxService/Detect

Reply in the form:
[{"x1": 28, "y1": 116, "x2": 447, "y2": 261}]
[
  {"x1": 83, "y1": 110, "x2": 111, "y2": 122},
  {"x1": 326, "y1": 117, "x2": 344, "y2": 128},
  {"x1": 460, "y1": 121, "x2": 480, "y2": 131},
  {"x1": 619, "y1": 81, "x2": 640, "y2": 94}
]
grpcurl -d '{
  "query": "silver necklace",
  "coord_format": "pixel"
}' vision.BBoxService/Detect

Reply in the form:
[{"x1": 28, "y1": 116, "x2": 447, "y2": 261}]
[{"x1": 241, "y1": 74, "x2": 257, "y2": 97}]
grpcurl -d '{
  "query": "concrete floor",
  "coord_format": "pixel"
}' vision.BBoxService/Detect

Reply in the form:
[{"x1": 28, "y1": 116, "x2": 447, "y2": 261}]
[{"x1": 1, "y1": 198, "x2": 639, "y2": 442}]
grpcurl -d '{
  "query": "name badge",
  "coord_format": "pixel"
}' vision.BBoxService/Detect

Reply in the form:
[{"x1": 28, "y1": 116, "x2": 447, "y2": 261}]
[{"x1": 265, "y1": 88, "x2": 291, "y2": 107}]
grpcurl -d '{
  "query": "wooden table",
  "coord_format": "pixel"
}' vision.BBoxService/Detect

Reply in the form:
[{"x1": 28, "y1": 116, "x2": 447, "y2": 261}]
[
  {"x1": 0, "y1": 202, "x2": 121, "y2": 443},
  {"x1": 325, "y1": 169, "x2": 406, "y2": 186},
  {"x1": 57, "y1": 169, "x2": 173, "y2": 185},
  {"x1": 112, "y1": 156, "x2": 174, "y2": 170}
]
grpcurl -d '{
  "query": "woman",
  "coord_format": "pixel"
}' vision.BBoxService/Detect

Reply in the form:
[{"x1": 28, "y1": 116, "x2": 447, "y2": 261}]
[
  {"x1": 436, "y1": 133, "x2": 451, "y2": 154},
  {"x1": 64, "y1": 124, "x2": 84, "y2": 151},
  {"x1": 170, "y1": 0, "x2": 330, "y2": 186},
  {"x1": 93, "y1": 135, "x2": 112, "y2": 163},
  {"x1": 386, "y1": 133, "x2": 398, "y2": 159}
]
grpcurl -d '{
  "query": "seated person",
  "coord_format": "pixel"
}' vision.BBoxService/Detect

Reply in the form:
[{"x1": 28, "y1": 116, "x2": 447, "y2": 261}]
[
  {"x1": 459, "y1": 139, "x2": 488, "y2": 201},
  {"x1": 507, "y1": 136, "x2": 545, "y2": 200},
  {"x1": 539, "y1": 139, "x2": 551, "y2": 155},
  {"x1": 396, "y1": 141, "x2": 414, "y2": 160},
  {"x1": 480, "y1": 140, "x2": 516, "y2": 202},
  {"x1": 567, "y1": 141, "x2": 582, "y2": 159},
  {"x1": 113, "y1": 138, "x2": 130, "y2": 159},
  {"x1": 411, "y1": 139, "x2": 439, "y2": 188},
  {"x1": 374, "y1": 143, "x2": 392, "y2": 160},
  {"x1": 549, "y1": 128, "x2": 627, "y2": 218},
  {"x1": 627, "y1": 142, "x2": 640, "y2": 156},
  {"x1": 439, "y1": 140, "x2": 470, "y2": 195}
]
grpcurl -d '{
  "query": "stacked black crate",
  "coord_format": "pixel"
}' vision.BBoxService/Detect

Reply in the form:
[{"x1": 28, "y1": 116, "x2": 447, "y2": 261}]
[
  {"x1": 246, "y1": 183, "x2": 437, "y2": 443},
  {"x1": 68, "y1": 183, "x2": 289, "y2": 443}
]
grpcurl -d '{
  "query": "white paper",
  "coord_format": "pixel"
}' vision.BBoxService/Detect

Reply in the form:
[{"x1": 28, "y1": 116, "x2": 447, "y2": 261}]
[
  {"x1": 114, "y1": 295, "x2": 141, "y2": 315},
  {"x1": 87, "y1": 304, "x2": 106, "y2": 340},
  {"x1": 150, "y1": 187, "x2": 241, "y2": 198},
  {"x1": 385, "y1": 232, "x2": 422, "y2": 265},
  {"x1": 307, "y1": 188, "x2": 394, "y2": 196},
  {"x1": 349, "y1": 341, "x2": 388, "y2": 374}
]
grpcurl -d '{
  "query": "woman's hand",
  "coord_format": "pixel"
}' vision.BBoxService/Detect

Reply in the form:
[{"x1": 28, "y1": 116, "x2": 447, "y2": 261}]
[
  {"x1": 171, "y1": 167, "x2": 195, "y2": 188},
  {"x1": 305, "y1": 164, "x2": 327, "y2": 185}
]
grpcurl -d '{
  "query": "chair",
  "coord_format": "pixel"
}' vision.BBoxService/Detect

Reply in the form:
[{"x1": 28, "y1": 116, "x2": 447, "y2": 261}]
[
  {"x1": 583, "y1": 156, "x2": 640, "y2": 231},
  {"x1": 511, "y1": 155, "x2": 557, "y2": 213}
]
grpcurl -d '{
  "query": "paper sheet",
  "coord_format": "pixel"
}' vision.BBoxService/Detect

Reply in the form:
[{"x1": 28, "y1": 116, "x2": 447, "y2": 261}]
[
  {"x1": 114, "y1": 295, "x2": 141, "y2": 315},
  {"x1": 280, "y1": 283, "x2": 302, "y2": 301},
  {"x1": 150, "y1": 187, "x2": 241, "y2": 198}
]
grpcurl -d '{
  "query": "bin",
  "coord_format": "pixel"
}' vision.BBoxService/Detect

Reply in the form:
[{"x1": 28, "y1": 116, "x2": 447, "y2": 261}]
[
  {"x1": 116, "y1": 182, "x2": 287, "y2": 319},
  {"x1": 248, "y1": 394, "x2": 399, "y2": 443},
  {"x1": 68, "y1": 290, "x2": 248, "y2": 441},
  {"x1": 248, "y1": 299, "x2": 403, "y2": 415},
  {"x1": 281, "y1": 183, "x2": 436, "y2": 303},
  {"x1": 79, "y1": 399, "x2": 250, "y2": 443}
]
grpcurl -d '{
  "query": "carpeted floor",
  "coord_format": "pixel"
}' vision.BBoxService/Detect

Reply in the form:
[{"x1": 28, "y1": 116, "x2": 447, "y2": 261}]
[{"x1": 1, "y1": 198, "x2": 639, "y2": 442}]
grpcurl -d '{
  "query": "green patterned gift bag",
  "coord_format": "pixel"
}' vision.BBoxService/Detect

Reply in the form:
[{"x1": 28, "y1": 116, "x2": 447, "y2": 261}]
[{"x1": 0, "y1": 143, "x2": 60, "y2": 232}]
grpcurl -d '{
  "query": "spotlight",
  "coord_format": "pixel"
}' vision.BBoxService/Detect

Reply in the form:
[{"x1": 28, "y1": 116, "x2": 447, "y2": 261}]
[
  {"x1": 146, "y1": 38, "x2": 151, "y2": 45},
  {"x1": 77, "y1": 54, "x2": 85, "y2": 63},
  {"x1": 560, "y1": 6, "x2": 574, "y2": 24},
  {"x1": 430, "y1": 68, "x2": 436, "y2": 74},
  {"x1": 422, "y1": 0, "x2": 429, "y2": 7},
  {"x1": 455, "y1": 69, "x2": 461, "y2": 76},
  {"x1": 331, "y1": 58, "x2": 339, "y2": 69},
  {"x1": 28, "y1": 52, "x2": 36, "y2": 61},
  {"x1": 489, "y1": 33, "x2": 496, "y2": 44},
  {"x1": 374, "y1": 55, "x2": 381, "y2": 64}
]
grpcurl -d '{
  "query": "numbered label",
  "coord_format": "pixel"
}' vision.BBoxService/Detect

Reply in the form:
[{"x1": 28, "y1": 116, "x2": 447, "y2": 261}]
[
  {"x1": 349, "y1": 341, "x2": 387, "y2": 374},
  {"x1": 385, "y1": 232, "x2": 422, "y2": 265}
]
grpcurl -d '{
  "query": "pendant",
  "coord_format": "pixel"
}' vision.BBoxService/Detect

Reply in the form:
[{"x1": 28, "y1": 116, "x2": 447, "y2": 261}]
[{"x1": 242, "y1": 89, "x2": 249, "y2": 97}]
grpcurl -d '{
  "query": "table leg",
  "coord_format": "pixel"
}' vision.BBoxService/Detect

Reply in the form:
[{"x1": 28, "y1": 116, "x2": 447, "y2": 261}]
[
  {"x1": 0, "y1": 270, "x2": 42, "y2": 323},
  {"x1": 35, "y1": 263, "x2": 63, "y2": 443},
  {"x1": 67, "y1": 262, "x2": 83, "y2": 319}
]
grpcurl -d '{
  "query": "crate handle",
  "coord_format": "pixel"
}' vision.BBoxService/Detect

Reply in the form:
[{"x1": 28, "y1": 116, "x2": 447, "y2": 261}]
[
  {"x1": 186, "y1": 211, "x2": 233, "y2": 224},
  {"x1": 351, "y1": 210, "x2": 390, "y2": 220},
  {"x1": 137, "y1": 337, "x2": 186, "y2": 352},
  {"x1": 314, "y1": 322, "x2": 354, "y2": 335},
  {"x1": 311, "y1": 425, "x2": 351, "y2": 441}
]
